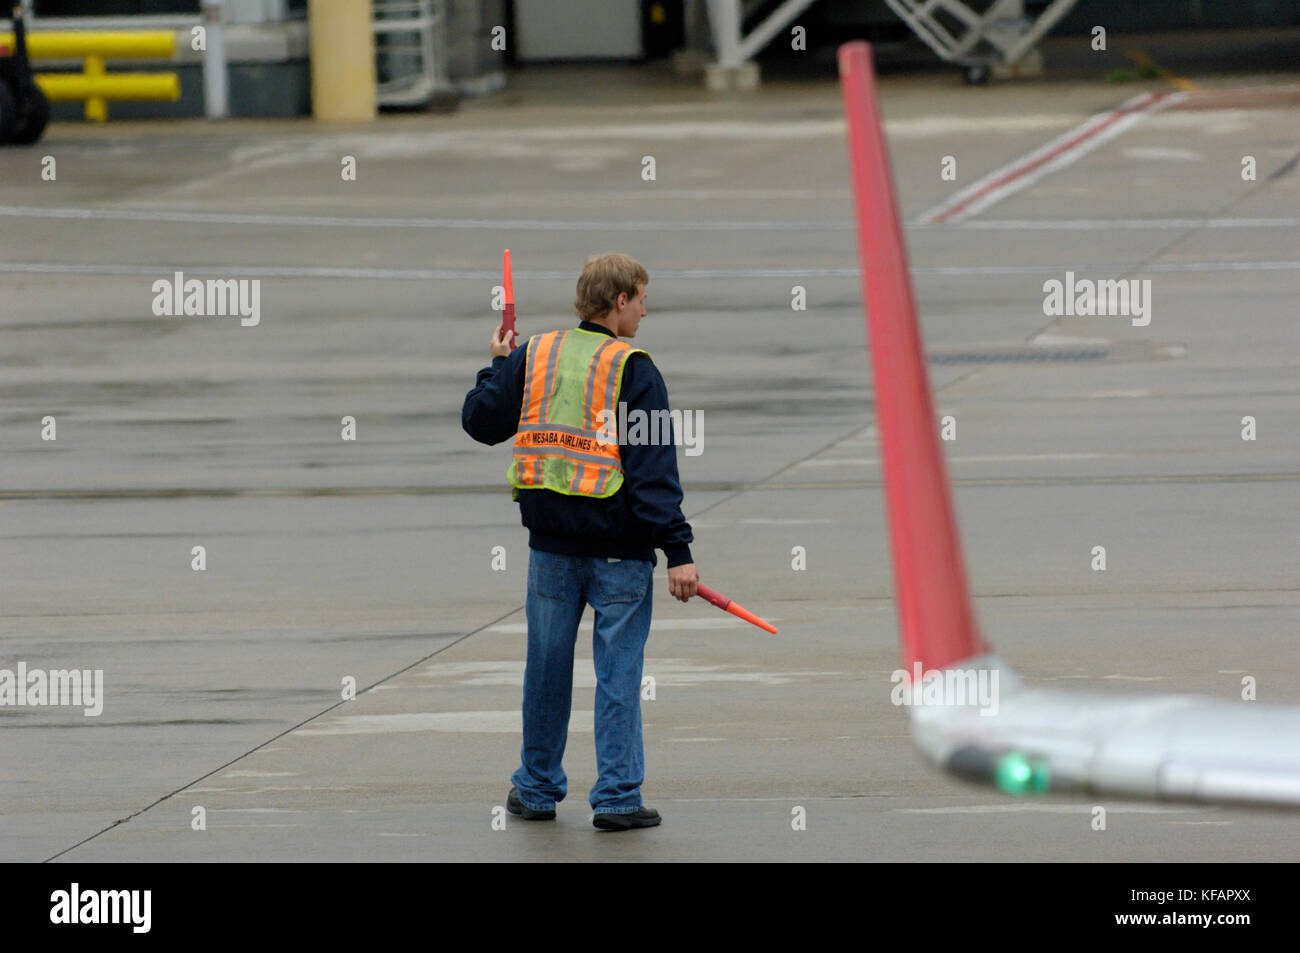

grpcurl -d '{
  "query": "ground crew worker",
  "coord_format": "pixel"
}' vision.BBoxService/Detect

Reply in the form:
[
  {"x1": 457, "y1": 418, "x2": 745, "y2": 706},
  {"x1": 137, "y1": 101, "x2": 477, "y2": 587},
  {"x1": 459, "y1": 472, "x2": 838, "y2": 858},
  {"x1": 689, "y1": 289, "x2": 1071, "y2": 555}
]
[{"x1": 461, "y1": 252, "x2": 698, "y2": 831}]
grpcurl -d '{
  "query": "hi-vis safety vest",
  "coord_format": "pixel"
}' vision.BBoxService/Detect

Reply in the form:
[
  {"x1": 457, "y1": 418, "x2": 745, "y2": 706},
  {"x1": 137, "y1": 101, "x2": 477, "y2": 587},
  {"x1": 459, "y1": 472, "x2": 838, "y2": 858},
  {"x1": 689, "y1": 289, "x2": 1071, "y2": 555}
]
[{"x1": 507, "y1": 328, "x2": 648, "y2": 500}]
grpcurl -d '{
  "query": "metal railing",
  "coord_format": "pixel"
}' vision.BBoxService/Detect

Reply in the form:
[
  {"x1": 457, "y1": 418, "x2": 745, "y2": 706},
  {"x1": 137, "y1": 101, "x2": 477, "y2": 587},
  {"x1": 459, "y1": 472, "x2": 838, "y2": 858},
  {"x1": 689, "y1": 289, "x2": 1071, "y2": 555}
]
[{"x1": 0, "y1": 28, "x2": 179, "y2": 120}]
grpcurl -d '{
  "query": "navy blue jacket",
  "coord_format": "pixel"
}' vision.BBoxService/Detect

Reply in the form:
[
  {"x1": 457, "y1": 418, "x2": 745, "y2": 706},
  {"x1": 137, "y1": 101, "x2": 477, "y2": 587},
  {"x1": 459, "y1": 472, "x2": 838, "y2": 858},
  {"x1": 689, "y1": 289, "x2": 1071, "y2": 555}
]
[{"x1": 461, "y1": 321, "x2": 694, "y2": 568}]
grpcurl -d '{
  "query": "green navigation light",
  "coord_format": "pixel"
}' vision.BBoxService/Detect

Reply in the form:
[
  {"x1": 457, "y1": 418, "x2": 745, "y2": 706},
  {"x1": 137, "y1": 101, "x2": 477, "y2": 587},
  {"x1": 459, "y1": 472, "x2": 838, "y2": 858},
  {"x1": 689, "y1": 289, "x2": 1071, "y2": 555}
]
[{"x1": 995, "y1": 752, "x2": 1051, "y2": 795}]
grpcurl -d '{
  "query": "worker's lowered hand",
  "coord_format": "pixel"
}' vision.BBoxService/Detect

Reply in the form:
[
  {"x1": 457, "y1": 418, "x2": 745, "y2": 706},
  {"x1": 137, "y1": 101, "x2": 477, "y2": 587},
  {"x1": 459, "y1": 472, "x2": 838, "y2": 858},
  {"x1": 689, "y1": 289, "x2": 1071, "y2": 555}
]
[{"x1": 668, "y1": 562, "x2": 699, "y2": 603}]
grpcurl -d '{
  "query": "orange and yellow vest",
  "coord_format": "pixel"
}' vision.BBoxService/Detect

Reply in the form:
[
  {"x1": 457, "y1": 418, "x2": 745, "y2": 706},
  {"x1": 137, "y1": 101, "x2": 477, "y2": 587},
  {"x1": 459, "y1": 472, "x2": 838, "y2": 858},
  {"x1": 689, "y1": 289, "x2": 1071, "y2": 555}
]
[{"x1": 507, "y1": 328, "x2": 648, "y2": 500}]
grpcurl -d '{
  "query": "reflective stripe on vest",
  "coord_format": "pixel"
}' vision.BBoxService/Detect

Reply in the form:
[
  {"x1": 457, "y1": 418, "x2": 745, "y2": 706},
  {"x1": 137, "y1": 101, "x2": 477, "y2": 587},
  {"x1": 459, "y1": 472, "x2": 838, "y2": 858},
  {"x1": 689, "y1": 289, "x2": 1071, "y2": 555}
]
[{"x1": 507, "y1": 328, "x2": 648, "y2": 499}]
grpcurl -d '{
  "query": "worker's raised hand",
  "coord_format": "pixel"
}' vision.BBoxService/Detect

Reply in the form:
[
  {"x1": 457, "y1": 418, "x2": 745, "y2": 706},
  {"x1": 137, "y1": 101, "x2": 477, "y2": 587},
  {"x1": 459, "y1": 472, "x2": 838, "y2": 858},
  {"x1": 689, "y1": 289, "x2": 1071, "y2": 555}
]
[
  {"x1": 667, "y1": 563, "x2": 699, "y2": 603},
  {"x1": 489, "y1": 325, "x2": 514, "y2": 358}
]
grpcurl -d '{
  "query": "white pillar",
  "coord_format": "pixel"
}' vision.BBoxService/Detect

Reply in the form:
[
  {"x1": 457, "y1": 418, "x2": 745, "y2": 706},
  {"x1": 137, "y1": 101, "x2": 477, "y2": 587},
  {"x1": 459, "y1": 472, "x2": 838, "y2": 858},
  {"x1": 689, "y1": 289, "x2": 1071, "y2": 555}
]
[
  {"x1": 202, "y1": 0, "x2": 230, "y2": 119},
  {"x1": 705, "y1": 0, "x2": 741, "y2": 69}
]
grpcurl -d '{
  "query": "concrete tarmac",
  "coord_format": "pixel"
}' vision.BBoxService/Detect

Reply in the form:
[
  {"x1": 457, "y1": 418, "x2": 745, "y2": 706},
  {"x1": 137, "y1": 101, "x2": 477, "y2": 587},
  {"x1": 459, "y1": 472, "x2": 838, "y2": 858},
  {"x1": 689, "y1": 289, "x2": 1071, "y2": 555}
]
[{"x1": 2, "y1": 49, "x2": 1298, "y2": 861}]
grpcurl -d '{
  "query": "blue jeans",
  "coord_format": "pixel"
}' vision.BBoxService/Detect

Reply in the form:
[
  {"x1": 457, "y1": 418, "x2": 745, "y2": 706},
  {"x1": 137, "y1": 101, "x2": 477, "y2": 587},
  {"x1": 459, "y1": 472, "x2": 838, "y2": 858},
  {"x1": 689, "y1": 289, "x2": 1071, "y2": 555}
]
[{"x1": 510, "y1": 549, "x2": 654, "y2": 815}]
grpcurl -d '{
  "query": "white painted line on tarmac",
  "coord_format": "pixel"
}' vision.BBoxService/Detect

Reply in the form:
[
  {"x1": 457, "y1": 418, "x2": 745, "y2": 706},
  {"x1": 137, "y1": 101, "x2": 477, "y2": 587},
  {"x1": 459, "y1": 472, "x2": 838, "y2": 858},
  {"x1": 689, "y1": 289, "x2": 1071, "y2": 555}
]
[
  {"x1": 377, "y1": 832, "x2": 435, "y2": 837},
  {"x1": 411, "y1": 659, "x2": 827, "y2": 688},
  {"x1": 296, "y1": 710, "x2": 593, "y2": 734},
  {"x1": 798, "y1": 453, "x2": 1121, "y2": 467},
  {"x1": 218, "y1": 808, "x2": 305, "y2": 814},
  {"x1": 894, "y1": 803, "x2": 1197, "y2": 814},
  {"x1": 0, "y1": 261, "x2": 862, "y2": 280},
  {"x1": 933, "y1": 217, "x2": 1300, "y2": 230},
  {"x1": 1034, "y1": 674, "x2": 1170, "y2": 682},
  {"x1": 664, "y1": 795, "x2": 887, "y2": 802},
  {"x1": 738, "y1": 517, "x2": 835, "y2": 524},
  {"x1": 218, "y1": 113, "x2": 1078, "y2": 155},
  {"x1": 924, "y1": 260, "x2": 1300, "y2": 275},
  {"x1": 1147, "y1": 260, "x2": 1300, "y2": 272},
  {"x1": 1123, "y1": 146, "x2": 1203, "y2": 162},
  {"x1": 0, "y1": 204, "x2": 850, "y2": 233},
  {"x1": 5, "y1": 259, "x2": 1300, "y2": 281},
  {"x1": 918, "y1": 91, "x2": 1187, "y2": 224},
  {"x1": 1032, "y1": 333, "x2": 1112, "y2": 347},
  {"x1": 487, "y1": 618, "x2": 746, "y2": 634},
  {"x1": 4, "y1": 203, "x2": 1299, "y2": 234}
]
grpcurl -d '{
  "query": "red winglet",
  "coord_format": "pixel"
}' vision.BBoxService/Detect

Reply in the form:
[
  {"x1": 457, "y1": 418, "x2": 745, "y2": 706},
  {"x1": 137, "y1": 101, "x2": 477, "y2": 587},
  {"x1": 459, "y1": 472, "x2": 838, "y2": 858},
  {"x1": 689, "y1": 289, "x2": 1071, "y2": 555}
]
[{"x1": 838, "y1": 42, "x2": 988, "y2": 675}]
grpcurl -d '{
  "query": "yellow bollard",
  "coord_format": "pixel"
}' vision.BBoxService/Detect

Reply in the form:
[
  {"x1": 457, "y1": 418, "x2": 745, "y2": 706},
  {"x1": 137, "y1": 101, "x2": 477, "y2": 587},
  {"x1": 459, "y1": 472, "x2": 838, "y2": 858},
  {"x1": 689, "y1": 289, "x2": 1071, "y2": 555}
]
[
  {"x1": 308, "y1": 0, "x2": 377, "y2": 121},
  {"x1": 84, "y1": 53, "x2": 106, "y2": 122}
]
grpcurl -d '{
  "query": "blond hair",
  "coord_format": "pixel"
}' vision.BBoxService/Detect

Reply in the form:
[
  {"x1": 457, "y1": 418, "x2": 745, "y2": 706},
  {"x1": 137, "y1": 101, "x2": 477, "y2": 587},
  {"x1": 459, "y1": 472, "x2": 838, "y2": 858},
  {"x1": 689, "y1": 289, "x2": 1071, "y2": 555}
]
[{"x1": 574, "y1": 253, "x2": 648, "y2": 322}]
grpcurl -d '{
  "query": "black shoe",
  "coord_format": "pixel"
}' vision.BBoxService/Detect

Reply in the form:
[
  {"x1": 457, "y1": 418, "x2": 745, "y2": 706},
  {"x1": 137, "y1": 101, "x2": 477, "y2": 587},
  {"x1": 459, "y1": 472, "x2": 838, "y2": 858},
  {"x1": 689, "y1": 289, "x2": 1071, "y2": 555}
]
[
  {"x1": 593, "y1": 806, "x2": 661, "y2": 831},
  {"x1": 507, "y1": 786, "x2": 556, "y2": 820}
]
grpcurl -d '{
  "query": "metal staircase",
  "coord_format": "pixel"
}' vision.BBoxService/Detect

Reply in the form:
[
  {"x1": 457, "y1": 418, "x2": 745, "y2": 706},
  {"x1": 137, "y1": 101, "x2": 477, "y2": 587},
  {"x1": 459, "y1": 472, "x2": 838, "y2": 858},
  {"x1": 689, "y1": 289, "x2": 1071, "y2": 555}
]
[{"x1": 883, "y1": 0, "x2": 1080, "y2": 83}]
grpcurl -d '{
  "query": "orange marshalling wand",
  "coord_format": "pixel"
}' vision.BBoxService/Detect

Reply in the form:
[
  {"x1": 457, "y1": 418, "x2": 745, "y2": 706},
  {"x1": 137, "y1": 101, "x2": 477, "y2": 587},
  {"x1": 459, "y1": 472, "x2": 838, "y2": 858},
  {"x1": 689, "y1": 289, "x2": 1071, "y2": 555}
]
[
  {"x1": 501, "y1": 248, "x2": 518, "y2": 350},
  {"x1": 696, "y1": 583, "x2": 777, "y2": 634}
]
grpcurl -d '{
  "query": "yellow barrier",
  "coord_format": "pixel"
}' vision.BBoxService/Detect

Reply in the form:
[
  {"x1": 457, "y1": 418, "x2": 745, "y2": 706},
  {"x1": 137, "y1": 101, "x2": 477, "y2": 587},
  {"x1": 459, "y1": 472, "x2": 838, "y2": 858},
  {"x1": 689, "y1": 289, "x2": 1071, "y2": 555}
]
[
  {"x1": 0, "y1": 30, "x2": 179, "y2": 122},
  {"x1": 14, "y1": 31, "x2": 177, "y2": 60}
]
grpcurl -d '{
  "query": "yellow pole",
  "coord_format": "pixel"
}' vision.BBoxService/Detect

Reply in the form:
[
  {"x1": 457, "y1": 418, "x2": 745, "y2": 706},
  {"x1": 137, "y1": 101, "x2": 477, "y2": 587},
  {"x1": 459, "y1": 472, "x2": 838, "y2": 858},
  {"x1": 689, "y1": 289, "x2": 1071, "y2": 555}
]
[
  {"x1": 84, "y1": 53, "x2": 107, "y2": 122},
  {"x1": 0, "y1": 31, "x2": 177, "y2": 59},
  {"x1": 308, "y1": 0, "x2": 377, "y2": 121},
  {"x1": 36, "y1": 73, "x2": 181, "y2": 103}
]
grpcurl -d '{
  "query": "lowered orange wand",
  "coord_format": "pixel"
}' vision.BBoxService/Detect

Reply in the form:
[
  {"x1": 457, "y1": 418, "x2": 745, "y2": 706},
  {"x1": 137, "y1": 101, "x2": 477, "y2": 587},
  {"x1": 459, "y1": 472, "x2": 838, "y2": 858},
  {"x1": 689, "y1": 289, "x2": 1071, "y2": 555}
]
[{"x1": 696, "y1": 583, "x2": 777, "y2": 634}]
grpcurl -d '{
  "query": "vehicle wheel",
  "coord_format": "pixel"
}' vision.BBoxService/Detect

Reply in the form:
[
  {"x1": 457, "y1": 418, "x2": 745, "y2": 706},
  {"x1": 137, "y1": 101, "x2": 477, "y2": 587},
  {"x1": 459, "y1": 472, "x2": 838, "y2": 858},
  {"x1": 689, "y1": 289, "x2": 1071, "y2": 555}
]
[
  {"x1": 962, "y1": 65, "x2": 991, "y2": 86},
  {"x1": 0, "y1": 81, "x2": 17, "y2": 144},
  {"x1": 11, "y1": 81, "x2": 50, "y2": 145}
]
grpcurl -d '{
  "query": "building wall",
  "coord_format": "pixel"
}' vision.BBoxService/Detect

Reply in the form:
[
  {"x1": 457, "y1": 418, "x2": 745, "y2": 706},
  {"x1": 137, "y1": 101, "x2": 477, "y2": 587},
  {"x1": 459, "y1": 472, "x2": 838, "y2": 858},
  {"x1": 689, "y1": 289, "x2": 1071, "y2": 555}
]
[{"x1": 513, "y1": 0, "x2": 642, "y2": 61}]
